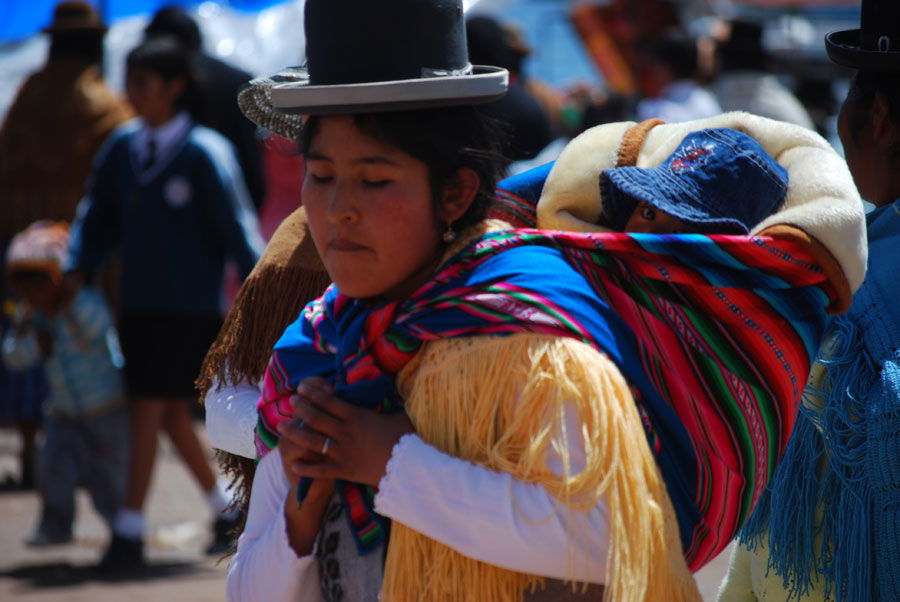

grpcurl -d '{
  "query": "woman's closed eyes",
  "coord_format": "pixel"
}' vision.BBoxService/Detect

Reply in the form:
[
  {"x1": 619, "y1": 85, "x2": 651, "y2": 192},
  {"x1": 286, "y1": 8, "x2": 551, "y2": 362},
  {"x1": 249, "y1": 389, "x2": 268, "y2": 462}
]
[
  {"x1": 363, "y1": 180, "x2": 391, "y2": 189},
  {"x1": 306, "y1": 175, "x2": 392, "y2": 189}
]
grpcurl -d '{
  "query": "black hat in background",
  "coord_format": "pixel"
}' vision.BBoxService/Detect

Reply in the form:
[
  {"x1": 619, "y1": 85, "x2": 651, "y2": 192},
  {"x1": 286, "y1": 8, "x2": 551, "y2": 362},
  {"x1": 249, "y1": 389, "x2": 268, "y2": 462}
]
[
  {"x1": 718, "y1": 19, "x2": 769, "y2": 72},
  {"x1": 466, "y1": 15, "x2": 530, "y2": 75},
  {"x1": 238, "y1": 0, "x2": 508, "y2": 139},
  {"x1": 43, "y1": 1, "x2": 106, "y2": 34},
  {"x1": 144, "y1": 5, "x2": 203, "y2": 52},
  {"x1": 826, "y1": 0, "x2": 900, "y2": 72}
]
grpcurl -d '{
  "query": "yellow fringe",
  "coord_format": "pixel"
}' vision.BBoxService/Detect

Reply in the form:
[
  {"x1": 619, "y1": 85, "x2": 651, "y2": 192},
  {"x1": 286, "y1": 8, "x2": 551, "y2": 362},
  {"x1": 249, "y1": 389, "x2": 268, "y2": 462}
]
[{"x1": 382, "y1": 334, "x2": 699, "y2": 602}]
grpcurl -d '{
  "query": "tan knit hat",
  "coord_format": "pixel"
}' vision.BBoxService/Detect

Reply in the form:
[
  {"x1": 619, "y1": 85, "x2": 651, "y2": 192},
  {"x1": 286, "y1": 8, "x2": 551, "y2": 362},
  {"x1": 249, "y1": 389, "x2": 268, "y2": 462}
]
[{"x1": 6, "y1": 220, "x2": 71, "y2": 283}]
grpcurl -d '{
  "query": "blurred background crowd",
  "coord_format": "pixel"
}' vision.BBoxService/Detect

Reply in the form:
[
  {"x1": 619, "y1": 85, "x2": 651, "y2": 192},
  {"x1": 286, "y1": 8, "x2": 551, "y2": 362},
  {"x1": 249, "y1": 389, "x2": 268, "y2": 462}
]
[{"x1": 0, "y1": 0, "x2": 864, "y2": 597}]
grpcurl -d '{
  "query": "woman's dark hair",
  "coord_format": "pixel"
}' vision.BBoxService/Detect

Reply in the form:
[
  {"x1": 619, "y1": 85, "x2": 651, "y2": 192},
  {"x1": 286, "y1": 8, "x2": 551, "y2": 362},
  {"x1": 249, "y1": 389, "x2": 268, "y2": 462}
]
[
  {"x1": 49, "y1": 30, "x2": 105, "y2": 64},
  {"x1": 846, "y1": 71, "x2": 900, "y2": 142},
  {"x1": 126, "y1": 36, "x2": 206, "y2": 121},
  {"x1": 299, "y1": 107, "x2": 506, "y2": 235}
]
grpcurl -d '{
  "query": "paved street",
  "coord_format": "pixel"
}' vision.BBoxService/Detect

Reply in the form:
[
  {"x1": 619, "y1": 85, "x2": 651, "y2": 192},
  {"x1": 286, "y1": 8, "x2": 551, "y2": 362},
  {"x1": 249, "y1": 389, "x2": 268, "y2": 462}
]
[
  {"x1": 0, "y1": 424, "x2": 731, "y2": 601},
  {"x1": 0, "y1": 426, "x2": 228, "y2": 601}
]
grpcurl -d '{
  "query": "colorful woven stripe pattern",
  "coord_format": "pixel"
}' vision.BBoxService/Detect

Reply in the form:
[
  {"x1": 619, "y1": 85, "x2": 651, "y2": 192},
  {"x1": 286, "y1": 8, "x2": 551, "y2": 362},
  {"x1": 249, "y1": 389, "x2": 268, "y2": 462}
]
[
  {"x1": 486, "y1": 162, "x2": 548, "y2": 228},
  {"x1": 257, "y1": 228, "x2": 832, "y2": 568}
]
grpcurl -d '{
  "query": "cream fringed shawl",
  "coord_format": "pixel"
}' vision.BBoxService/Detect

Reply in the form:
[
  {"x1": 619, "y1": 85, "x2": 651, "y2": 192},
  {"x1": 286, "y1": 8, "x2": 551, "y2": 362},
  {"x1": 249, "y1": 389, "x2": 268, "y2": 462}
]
[{"x1": 384, "y1": 333, "x2": 699, "y2": 602}]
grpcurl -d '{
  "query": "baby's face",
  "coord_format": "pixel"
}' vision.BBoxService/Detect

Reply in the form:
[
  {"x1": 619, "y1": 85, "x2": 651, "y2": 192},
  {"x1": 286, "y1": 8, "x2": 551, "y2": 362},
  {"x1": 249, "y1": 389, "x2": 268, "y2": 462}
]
[{"x1": 624, "y1": 202, "x2": 693, "y2": 234}]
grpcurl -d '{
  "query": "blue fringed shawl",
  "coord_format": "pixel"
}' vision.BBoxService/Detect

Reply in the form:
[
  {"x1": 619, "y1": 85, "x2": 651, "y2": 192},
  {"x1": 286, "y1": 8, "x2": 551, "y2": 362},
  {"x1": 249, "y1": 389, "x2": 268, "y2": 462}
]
[{"x1": 741, "y1": 200, "x2": 900, "y2": 601}]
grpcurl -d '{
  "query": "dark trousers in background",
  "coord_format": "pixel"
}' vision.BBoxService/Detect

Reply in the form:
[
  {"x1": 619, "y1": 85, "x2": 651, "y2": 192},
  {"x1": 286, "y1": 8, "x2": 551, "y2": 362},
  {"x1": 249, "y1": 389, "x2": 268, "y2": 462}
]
[{"x1": 35, "y1": 408, "x2": 128, "y2": 539}]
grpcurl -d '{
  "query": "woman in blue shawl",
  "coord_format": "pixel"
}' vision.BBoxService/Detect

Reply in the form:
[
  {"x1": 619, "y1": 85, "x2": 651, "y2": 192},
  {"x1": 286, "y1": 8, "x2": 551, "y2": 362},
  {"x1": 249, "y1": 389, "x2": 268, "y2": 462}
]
[{"x1": 223, "y1": 2, "x2": 869, "y2": 601}]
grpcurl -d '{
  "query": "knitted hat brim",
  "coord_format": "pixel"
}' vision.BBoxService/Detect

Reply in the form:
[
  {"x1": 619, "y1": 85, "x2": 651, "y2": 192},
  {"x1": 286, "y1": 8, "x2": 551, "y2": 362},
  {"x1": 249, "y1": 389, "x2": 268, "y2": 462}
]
[
  {"x1": 238, "y1": 65, "x2": 508, "y2": 140},
  {"x1": 825, "y1": 29, "x2": 900, "y2": 72},
  {"x1": 7, "y1": 259, "x2": 63, "y2": 277}
]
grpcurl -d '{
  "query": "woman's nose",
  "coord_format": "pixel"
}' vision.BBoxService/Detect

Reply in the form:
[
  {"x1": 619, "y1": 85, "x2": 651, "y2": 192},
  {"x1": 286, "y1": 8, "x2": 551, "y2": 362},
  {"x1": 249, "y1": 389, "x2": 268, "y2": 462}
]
[{"x1": 328, "y1": 182, "x2": 359, "y2": 224}]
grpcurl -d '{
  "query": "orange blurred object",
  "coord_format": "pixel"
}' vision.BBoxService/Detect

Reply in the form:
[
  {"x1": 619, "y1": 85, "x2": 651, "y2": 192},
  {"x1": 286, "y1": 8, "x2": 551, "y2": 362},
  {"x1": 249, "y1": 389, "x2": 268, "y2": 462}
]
[{"x1": 570, "y1": 4, "x2": 638, "y2": 96}]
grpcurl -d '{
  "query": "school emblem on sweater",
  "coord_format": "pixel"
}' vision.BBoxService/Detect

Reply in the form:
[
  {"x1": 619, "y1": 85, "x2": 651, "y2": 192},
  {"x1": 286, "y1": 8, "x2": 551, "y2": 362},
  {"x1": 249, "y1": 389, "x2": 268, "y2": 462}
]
[{"x1": 164, "y1": 177, "x2": 192, "y2": 208}]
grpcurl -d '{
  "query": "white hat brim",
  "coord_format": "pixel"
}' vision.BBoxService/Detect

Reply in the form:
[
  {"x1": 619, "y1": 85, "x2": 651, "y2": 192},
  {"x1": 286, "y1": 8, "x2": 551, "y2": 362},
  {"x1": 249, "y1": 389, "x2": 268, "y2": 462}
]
[
  {"x1": 237, "y1": 65, "x2": 508, "y2": 140},
  {"x1": 271, "y1": 65, "x2": 509, "y2": 115}
]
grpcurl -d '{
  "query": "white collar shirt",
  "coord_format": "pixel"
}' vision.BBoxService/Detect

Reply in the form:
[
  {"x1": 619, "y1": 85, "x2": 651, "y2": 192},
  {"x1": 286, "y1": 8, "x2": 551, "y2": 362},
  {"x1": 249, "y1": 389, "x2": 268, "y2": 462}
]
[{"x1": 132, "y1": 110, "x2": 193, "y2": 171}]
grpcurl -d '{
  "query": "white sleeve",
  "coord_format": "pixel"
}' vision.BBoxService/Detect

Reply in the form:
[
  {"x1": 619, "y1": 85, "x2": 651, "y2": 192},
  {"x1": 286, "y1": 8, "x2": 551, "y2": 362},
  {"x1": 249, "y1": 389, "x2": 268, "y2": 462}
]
[
  {"x1": 374, "y1": 402, "x2": 611, "y2": 583},
  {"x1": 226, "y1": 447, "x2": 324, "y2": 602},
  {"x1": 206, "y1": 377, "x2": 261, "y2": 459}
]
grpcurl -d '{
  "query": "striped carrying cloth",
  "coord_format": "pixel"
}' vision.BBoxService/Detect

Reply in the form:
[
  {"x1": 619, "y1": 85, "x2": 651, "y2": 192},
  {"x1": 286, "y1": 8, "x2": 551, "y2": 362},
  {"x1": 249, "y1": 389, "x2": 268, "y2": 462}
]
[{"x1": 256, "y1": 225, "x2": 834, "y2": 572}]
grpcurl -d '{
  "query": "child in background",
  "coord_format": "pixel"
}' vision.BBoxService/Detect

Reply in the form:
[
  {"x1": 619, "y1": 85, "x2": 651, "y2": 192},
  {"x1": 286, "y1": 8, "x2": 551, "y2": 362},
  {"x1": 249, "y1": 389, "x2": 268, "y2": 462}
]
[
  {"x1": 2, "y1": 221, "x2": 127, "y2": 546},
  {"x1": 68, "y1": 36, "x2": 264, "y2": 569},
  {"x1": 599, "y1": 127, "x2": 789, "y2": 235}
]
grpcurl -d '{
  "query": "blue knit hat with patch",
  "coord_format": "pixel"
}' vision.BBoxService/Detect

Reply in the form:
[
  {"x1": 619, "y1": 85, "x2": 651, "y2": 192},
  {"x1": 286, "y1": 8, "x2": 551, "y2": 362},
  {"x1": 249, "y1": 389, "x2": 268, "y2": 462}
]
[{"x1": 600, "y1": 128, "x2": 788, "y2": 234}]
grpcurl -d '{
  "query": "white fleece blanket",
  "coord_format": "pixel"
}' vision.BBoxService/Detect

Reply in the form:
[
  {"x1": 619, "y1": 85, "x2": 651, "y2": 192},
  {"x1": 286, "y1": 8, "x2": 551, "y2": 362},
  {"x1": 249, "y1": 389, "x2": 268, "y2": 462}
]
[{"x1": 537, "y1": 111, "x2": 868, "y2": 293}]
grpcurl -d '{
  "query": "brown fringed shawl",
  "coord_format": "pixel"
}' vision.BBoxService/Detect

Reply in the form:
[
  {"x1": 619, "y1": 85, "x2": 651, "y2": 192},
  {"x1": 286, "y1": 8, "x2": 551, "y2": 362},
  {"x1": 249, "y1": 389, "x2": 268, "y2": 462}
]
[{"x1": 197, "y1": 206, "x2": 330, "y2": 515}]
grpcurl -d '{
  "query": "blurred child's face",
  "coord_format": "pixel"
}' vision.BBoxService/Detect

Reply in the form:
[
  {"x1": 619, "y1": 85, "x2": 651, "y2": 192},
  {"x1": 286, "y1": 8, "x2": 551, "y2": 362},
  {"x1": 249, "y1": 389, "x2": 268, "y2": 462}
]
[
  {"x1": 9, "y1": 272, "x2": 58, "y2": 314},
  {"x1": 125, "y1": 67, "x2": 185, "y2": 127},
  {"x1": 624, "y1": 201, "x2": 692, "y2": 234}
]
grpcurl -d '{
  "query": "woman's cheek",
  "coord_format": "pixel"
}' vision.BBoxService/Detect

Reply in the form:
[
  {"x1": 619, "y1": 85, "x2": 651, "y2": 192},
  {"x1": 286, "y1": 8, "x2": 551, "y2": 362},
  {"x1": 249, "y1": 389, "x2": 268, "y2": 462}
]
[{"x1": 300, "y1": 195, "x2": 330, "y2": 257}]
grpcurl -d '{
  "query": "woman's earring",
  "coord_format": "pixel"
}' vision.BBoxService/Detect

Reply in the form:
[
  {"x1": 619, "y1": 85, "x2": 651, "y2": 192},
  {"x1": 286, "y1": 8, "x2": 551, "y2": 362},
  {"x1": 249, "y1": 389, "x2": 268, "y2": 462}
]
[{"x1": 442, "y1": 222, "x2": 457, "y2": 243}]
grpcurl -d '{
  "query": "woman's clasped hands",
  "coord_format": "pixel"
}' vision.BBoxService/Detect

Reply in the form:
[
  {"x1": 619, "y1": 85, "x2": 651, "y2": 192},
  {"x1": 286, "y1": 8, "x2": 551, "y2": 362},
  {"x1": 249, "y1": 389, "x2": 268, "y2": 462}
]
[{"x1": 276, "y1": 377, "x2": 416, "y2": 488}]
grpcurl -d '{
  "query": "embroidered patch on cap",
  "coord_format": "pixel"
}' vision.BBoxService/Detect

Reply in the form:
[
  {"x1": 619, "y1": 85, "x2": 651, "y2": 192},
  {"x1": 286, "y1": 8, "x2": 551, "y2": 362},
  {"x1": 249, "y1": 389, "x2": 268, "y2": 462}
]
[{"x1": 670, "y1": 145, "x2": 712, "y2": 171}]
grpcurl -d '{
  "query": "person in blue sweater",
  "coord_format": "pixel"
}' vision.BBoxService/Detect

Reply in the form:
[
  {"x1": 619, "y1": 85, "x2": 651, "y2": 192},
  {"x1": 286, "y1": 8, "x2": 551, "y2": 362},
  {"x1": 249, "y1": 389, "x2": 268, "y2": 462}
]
[{"x1": 68, "y1": 36, "x2": 265, "y2": 570}]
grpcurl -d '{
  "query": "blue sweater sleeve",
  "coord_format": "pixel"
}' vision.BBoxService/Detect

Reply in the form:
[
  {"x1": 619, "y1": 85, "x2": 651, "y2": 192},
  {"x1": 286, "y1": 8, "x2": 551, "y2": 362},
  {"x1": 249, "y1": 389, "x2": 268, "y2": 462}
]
[
  {"x1": 193, "y1": 130, "x2": 264, "y2": 279},
  {"x1": 68, "y1": 129, "x2": 128, "y2": 277},
  {"x1": 65, "y1": 288, "x2": 115, "y2": 349}
]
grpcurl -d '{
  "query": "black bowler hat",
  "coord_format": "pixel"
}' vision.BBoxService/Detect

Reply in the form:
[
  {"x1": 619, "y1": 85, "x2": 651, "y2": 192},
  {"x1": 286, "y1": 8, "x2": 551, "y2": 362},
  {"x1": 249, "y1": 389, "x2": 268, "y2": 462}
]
[
  {"x1": 238, "y1": 0, "x2": 508, "y2": 140},
  {"x1": 826, "y1": 0, "x2": 900, "y2": 71},
  {"x1": 43, "y1": 1, "x2": 107, "y2": 34}
]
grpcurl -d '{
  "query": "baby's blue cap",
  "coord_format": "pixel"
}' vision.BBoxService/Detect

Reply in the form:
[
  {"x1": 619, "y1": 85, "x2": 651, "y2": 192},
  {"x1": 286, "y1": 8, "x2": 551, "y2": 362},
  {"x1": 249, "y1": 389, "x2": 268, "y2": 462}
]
[{"x1": 600, "y1": 128, "x2": 788, "y2": 234}]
